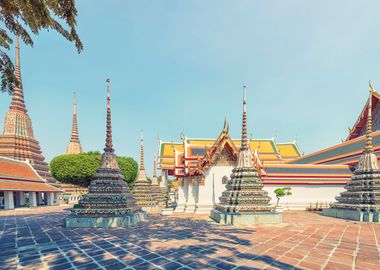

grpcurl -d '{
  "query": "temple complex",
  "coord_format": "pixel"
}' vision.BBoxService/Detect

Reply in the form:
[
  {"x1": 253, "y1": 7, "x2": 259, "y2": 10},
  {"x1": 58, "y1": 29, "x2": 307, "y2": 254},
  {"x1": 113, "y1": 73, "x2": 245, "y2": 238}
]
[
  {"x1": 65, "y1": 79, "x2": 145, "y2": 228},
  {"x1": 211, "y1": 87, "x2": 281, "y2": 225},
  {"x1": 0, "y1": 37, "x2": 58, "y2": 187},
  {"x1": 150, "y1": 156, "x2": 165, "y2": 206},
  {"x1": 159, "y1": 92, "x2": 353, "y2": 212},
  {"x1": 66, "y1": 93, "x2": 83, "y2": 154},
  {"x1": 323, "y1": 84, "x2": 380, "y2": 222},
  {"x1": 132, "y1": 134, "x2": 158, "y2": 210}
]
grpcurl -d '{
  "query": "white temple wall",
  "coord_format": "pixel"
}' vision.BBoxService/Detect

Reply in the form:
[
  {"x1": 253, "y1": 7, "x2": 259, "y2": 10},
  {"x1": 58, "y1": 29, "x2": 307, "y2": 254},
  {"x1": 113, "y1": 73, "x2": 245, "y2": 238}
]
[
  {"x1": 264, "y1": 185, "x2": 345, "y2": 210},
  {"x1": 175, "y1": 165, "x2": 346, "y2": 213}
]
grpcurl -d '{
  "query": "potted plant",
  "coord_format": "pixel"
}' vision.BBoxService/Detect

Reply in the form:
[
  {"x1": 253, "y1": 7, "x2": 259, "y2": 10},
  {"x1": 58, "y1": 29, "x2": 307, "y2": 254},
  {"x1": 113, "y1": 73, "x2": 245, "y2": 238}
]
[{"x1": 274, "y1": 187, "x2": 292, "y2": 212}]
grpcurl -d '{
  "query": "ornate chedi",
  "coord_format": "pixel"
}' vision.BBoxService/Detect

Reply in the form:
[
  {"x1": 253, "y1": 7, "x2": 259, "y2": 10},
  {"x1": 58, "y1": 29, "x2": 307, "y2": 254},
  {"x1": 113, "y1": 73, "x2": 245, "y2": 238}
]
[
  {"x1": 150, "y1": 156, "x2": 165, "y2": 206},
  {"x1": 65, "y1": 79, "x2": 145, "y2": 228},
  {"x1": 132, "y1": 133, "x2": 158, "y2": 210},
  {"x1": 211, "y1": 86, "x2": 281, "y2": 225},
  {"x1": 66, "y1": 93, "x2": 83, "y2": 154},
  {"x1": 0, "y1": 36, "x2": 57, "y2": 184},
  {"x1": 323, "y1": 84, "x2": 380, "y2": 222}
]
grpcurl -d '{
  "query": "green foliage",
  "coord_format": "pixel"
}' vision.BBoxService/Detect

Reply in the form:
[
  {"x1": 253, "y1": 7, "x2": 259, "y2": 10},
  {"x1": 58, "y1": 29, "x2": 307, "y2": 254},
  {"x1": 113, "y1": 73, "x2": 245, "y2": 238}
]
[
  {"x1": 274, "y1": 187, "x2": 292, "y2": 206},
  {"x1": 50, "y1": 153, "x2": 101, "y2": 186},
  {"x1": 50, "y1": 152, "x2": 138, "y2": 186},
  {"x1": 117, "y1": 156, "x2": 138, "y2": 184},
  {"x1": 0, "y1": 0, "x2": 83, "y2": 94}
]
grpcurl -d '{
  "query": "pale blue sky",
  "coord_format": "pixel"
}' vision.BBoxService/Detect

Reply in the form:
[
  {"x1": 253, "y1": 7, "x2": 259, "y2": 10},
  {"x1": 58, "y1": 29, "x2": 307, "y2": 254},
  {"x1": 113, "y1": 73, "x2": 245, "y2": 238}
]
[{"x1": 0, "y1": 1, "x2": 379, "y2": 175}]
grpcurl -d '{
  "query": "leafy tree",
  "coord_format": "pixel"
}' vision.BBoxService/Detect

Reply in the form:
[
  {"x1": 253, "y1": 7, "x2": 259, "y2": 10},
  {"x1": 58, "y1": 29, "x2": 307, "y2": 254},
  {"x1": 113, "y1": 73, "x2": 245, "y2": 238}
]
[
  {"x1": 0, "y1": 0, "x2": 83, "y2": 94},
  {"x1": 50, "y1": 152, "x2": 138, "y2": 186},
  {"x1": 274, "y1": 187, "x2": 292, "y2": 207}
]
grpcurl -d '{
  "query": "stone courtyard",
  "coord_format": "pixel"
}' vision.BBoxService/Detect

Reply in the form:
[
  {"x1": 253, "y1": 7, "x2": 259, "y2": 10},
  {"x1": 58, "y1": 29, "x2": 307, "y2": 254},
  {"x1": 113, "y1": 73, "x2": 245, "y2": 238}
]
[{"x1": 0, "y1": 206, "x2": 379, "y2": 270}]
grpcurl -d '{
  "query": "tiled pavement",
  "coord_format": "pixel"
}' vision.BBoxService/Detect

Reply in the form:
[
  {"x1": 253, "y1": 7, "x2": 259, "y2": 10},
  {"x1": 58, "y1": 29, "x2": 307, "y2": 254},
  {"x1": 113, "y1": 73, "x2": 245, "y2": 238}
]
[{"x1": 0, "y1": 207, "x2": 379, "y2": 270}]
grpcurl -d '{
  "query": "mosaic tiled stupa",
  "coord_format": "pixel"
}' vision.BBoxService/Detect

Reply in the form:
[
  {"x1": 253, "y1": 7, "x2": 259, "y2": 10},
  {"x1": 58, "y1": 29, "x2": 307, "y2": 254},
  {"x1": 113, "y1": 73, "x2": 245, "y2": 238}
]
[
  {"x1": 66, "y1": 93, "x2": 83, "y2": 154},
  {"x1": 323, "y1": 84, "x2": 380, "y2": 222},
  {"x1": 65, "y1": 79, "x2": 146, "y2": 228},
  {"x1": 132, "y1": 134, "x2": 158, "y2": 210},
  {"x1": 211, "y1": 87, "x2": 282, "y2": 225},
  {"x1": 0, "y1": 36, "x2": 57, "y2": 185},
  {"x1": 150, "y1": 156, "x2": 165, "y2": 206}
]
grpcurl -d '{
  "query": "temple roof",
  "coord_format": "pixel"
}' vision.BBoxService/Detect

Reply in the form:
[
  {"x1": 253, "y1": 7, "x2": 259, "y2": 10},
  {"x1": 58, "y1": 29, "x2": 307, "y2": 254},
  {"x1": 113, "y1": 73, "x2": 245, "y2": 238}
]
[
  {"x1": 347, "y1": 90, "x2": 380, "y2": 140},
  {"x1": 0, "y1": 156, "x2": 61, "y2": 192},
  {"x1": 262, "y1": 164, "x2": 352, "y2": 185}
]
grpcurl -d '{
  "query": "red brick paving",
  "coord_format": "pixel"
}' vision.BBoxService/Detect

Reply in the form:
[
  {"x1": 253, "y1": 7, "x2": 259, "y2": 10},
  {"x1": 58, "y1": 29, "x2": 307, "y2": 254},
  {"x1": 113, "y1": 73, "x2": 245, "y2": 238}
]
[{"x1": 0, "y1": 206, "x2": 379, "y2": 269}]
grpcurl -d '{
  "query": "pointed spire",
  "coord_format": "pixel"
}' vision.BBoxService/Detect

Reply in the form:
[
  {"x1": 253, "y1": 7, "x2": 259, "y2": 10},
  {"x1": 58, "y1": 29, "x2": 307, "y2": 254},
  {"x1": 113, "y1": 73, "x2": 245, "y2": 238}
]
[
  {"x1": 104, "y1": 79, "x2": 114, "y2": 153},
  {"x1": 365, "y1": 83, "x2": 375, "y2": 152},
  {"x1": 140, "y1": 131, "x2": 145, "y2": 171},
  {"x1": 70, "y1": 92, "x2": 80, "y2": 142},
  {"x1": 10, "y1": 35, "x2": 27, "y2": 113},
  {"x1": 240, "y1": 85, "x2": 248, "y2": 151},
  {"x1": 153, "y1": 154, "x2": 157, "y2": 178}
]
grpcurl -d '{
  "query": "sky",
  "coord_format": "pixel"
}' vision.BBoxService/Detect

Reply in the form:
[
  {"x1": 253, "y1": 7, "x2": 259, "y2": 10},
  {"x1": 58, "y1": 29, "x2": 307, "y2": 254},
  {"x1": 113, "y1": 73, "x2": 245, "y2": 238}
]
[{"x1": 0, "y1": 0, "x2": 380, "y2": 176}]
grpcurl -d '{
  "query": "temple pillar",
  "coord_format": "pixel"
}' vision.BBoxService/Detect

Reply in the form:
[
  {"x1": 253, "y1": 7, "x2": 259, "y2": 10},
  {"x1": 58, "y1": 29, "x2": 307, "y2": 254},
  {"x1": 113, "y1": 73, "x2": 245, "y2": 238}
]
[
  {"x1": 46, "y1": 192, "x2": 54, "y2": 206},
  {"x1": 19, "y1": 192, "x2": 25, "y2": 206},
  {"x1": 4, "y1": 192, "x2": 14, "y2": 209},
  {"x1": 185, "y1": 178, "x2": 197, "y2": 213},
  {"x1": 175, "y1": 178, "x2": 187, "y2": 212},
  {"x1": 161, "y1": 170, "x2": 168, "y2": 191},
  {"x1": 30, "y1": 192, "x2": 37, "y2": 207},
  {"x1": 37, "y1": 192, "x2": 44, "y2": 205}
]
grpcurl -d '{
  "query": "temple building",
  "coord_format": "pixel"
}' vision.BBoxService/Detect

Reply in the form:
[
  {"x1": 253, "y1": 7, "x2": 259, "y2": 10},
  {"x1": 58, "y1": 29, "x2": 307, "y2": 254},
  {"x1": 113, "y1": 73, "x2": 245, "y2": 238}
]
[
  {"x1": 211, "y1": 87, "x2": 281, "y2": 225},
  {"x1": 159, "y1": 87, "x2": 355, "y2": 212},
  {"x1": 0, "y1": 37, "x2": 55, "y2": 184},
  {"x1": 65, "y1": 79, "x2": 145, "y2": 228},
  {"x1": 66, "y1": 93, "x2": 83, "y2": 154},
  {"x1": 132, "y1": 134, "x2": 158, "y2": 210},
  {"x1": 0, "y1": 156, "x2": 61, "y2": 209},
  {"x1": 323, "y1": 85, "x2": 380, "y2": 222}
]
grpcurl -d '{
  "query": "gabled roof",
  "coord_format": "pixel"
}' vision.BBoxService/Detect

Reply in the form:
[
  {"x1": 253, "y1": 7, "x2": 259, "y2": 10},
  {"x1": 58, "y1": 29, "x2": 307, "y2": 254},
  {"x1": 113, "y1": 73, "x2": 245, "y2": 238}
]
[
  {"x1": 0, "y1": 157, "x2": 43, "y2": 181},
  {"x1": 188, "y1": 122, "x2": 238, "y2": 176},
  {"x1": 347, "y1": 91, "x2": 380, "y2": 140},
  {"x1": 0, "y1": 156, "x2": 61, "y2": 192}
]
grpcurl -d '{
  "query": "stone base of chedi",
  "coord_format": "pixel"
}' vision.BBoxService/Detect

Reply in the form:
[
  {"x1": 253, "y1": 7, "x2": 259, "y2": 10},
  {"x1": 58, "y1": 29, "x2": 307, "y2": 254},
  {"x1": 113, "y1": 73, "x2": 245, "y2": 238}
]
[
  {"x1": 64, "y1": 162, "x2": 146, "y2": 228},
  {"x1": 65, "y1": 79, "x2": 146, "y2": 228},
  {"x1": 211, "y1": 167, "x2": 282, "y2": 226}
]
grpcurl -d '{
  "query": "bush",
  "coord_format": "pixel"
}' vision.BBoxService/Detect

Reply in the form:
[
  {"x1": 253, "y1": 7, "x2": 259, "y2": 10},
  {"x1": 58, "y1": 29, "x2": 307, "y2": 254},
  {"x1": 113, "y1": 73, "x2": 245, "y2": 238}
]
[{"x1": 50, "y1": 151, "x2": 138, "y2": 186}]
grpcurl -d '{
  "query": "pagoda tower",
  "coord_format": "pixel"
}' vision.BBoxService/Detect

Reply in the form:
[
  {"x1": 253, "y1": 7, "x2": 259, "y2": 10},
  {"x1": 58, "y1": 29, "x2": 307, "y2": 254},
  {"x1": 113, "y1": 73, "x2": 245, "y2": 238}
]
[
  {"x1": 66, "y1": 92, "x2": 83, "y2": 154},
  {"x1": 211, "y1": 86, "x2": 281, "y2": 225},
  {"x1": 132, "y1": 133, "x2": 158, "y2": 210},
  {"x1": 323, "y1": 83, "x2": 380, "y2": 222},
  {"x1": 0, "y1": 36, "x2": 56, "y2": 184},
  {"x1": 65, "y1": 79, "x2": 145, "y2": 228},
  {"x1": 150, "y1": 155, "x2": 165, "y2": 206}
]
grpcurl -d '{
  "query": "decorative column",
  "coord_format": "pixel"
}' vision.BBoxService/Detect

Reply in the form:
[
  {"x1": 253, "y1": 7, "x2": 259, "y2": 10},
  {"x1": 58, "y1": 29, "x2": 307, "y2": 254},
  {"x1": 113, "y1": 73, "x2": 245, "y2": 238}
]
[
  {"x1": 161, "y1": 170, "x2": 168, "y2": 191},
  {"x1": 185, "y1": 178, "x2": 197, "y2": 213},
  {"x1": 4, "y1": 192, "x2": 14, "y2": 209},
  {"x1": 37, "y1": 192, "x2": 44, "y2": 205},
  {"x1": 19, "y1": 192, "x2": 25, "y2": 206},
  {"x1": 30, "y1": 192, "x2": 37, "y2": 207},
  {"x1": 47, "y1": 192, "x2": 54, "y2": 205},
  {"x1": 175, "y1": 178, "x2": 187, "y2": 212}
]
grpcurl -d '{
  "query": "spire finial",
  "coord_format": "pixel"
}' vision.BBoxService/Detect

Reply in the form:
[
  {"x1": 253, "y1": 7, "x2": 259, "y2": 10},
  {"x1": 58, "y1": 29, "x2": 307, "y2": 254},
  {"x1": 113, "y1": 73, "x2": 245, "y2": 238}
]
[
  {"x1": 73, "y1": 92, "x2": 77, "y2": 115},
  {"x1": 365, "y1": 86, "x2": 373, "y2": 152},
  {"x1": 241, "y1": 85, "x2": 248, "y2": 151},
  {"x1": 104, "y1": 78, "x2": 114, "y2": 152},
  {"x1": 153, "y1": 154, "x2": 157, "y2": 177},
  {"x1": 9, "y1": 35, "x2": 27, "y2": 113},
  {"x1": 140, "y1": 130, "x2": 145, "y2": 171}
]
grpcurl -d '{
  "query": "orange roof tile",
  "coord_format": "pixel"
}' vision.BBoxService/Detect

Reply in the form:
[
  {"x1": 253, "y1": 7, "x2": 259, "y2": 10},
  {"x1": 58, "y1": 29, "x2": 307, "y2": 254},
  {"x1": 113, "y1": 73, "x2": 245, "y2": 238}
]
[
  {"x1": 0, "y1": 157, "x2": 42, "y2": 181},
  {"x1": 0, "y1": 180, "x2": 61, "y2": 192}
]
